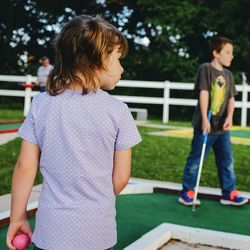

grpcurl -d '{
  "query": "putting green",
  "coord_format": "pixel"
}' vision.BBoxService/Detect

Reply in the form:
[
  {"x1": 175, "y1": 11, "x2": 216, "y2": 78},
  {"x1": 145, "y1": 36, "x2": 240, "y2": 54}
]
[
  {"x1": 162, "y1": 126, "x2": 250, "y2": 145},
  {"x1": 0, "y1": 123, "x2": 22, "y2": 131},
  {"x1": 1, "y1": 193, "x2": 249, "y2": 250}
]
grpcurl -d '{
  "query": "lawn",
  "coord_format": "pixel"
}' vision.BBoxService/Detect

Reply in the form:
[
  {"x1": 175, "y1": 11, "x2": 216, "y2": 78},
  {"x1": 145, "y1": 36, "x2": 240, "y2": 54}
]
[
  {"x1": 1, "y1": 125, "x2": 250, "y2": 196},
  {"x1": 132, "y1": 126, "x2": 250, "y2": 191},
  {"x1": 0, "y1": 108, "x2": 23, "y2": 121}
]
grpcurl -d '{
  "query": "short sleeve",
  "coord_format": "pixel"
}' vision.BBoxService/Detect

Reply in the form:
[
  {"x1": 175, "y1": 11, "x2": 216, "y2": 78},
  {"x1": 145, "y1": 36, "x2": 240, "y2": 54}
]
[
  {"x1": 228, "y1": 72, "x2": 237, "y2": 98},
  {"x1": 194, "y1": 64, "x2": 210, "y2": 93},
  {"x1": 18, "y1": 97, "x2": 38, "y2": 145},
  {"x1": 115, "y1": 105, "x2": 142, "y2": 151}
]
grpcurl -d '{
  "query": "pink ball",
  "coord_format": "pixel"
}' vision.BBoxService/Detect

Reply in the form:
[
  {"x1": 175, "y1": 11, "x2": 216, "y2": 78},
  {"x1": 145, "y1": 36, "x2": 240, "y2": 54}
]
[{"x1": 12, "y1": 233, "x2": 30, "y2": 250}]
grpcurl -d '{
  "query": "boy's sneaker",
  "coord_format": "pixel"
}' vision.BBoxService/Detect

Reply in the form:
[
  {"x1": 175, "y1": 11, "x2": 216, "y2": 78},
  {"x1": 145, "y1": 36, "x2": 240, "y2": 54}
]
[
  {"x1": 220, "y1": 190, "x2": 248, "y2": 206},
  {"x1": 178, "y1": 190, "x2": 201, "y2": 206}
]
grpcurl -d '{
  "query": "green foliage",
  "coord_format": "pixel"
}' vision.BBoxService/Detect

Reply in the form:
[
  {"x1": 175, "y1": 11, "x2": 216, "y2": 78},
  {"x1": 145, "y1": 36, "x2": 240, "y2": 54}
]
[
  {"x1": 0, "y1": 0, "x2": 249, "y2": 80},
  {"x1": 0, "y1": 0, "x2": 249, "y2": 122},
  {"x1": 0, "y1": 0, "x2": 104, "y2": 74}
]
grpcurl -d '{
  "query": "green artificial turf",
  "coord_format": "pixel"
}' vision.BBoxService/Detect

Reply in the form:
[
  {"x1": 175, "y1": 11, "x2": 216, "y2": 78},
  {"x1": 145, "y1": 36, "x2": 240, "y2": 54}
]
[
  {"x1": 1, "y1": 193, "x2": 249, "y2": 250},
  {"x1": 230, "y1": 130, "x2": 250, "y2": 138},
  {"x1": 0, "y1": 123, "x2": 22, "y2": 130},
  {"x1": 115, "y1": 193, "x2": 250, "y2": 249}
]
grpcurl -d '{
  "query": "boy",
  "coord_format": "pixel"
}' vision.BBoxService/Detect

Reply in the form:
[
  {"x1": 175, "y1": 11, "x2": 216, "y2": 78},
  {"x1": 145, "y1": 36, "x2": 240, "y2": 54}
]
[{"x1": 179, "y1": 36, "x2": 248, "y2": 206}]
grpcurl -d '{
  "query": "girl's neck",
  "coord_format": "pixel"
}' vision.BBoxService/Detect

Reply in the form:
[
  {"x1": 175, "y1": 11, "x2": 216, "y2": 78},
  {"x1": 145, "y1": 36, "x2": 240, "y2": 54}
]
[{"x1": 210, "y1": 59, "x2": 224, "y2": 71}]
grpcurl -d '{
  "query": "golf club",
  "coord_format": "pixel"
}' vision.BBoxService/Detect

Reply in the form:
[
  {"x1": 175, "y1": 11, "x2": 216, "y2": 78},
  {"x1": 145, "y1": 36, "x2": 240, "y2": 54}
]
[{"x1": 192, "y1": 110, "x2": 212, "y2": 212}]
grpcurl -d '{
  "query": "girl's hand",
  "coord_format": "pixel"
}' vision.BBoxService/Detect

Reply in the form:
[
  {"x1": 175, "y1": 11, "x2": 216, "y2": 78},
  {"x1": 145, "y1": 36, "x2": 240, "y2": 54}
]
[
  {"x1": 202, "y1": 118, "x2": 211, "y2": 135},
  {"x1": 223, "y1": 116, "x2": 233, "y2": 131},
  {"x1": 6, "y1": 219, "x2": 32, "y2": 250}
]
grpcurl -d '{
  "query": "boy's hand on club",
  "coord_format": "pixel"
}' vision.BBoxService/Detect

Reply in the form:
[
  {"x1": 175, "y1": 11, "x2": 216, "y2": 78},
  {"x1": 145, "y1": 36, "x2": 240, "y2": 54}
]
[
  {"x1": 223, "y1": 116, "x2": 233, "y2": 131},
  {"x1": 202, "y1": 119, "x2": 211, "y2": 135}
]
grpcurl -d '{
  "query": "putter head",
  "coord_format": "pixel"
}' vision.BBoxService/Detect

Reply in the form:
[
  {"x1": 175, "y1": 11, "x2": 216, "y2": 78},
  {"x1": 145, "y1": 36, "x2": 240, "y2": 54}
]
[{"x1": 192, "y1": 205, "x2": 196, "y2": 212}]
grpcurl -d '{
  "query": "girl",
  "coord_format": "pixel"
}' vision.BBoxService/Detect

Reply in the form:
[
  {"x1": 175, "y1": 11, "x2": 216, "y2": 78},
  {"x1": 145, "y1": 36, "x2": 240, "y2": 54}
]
[{"x1": 7, "y1": 15, "x2": 141, "y2": 250}]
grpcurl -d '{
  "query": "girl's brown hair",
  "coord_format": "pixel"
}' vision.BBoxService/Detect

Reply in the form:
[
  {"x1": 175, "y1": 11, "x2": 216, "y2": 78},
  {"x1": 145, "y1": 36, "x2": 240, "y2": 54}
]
[
  {"x1": 209, "y1": 36, "x2": 233, "y2": 59},
  {"x1": 46, "y1": 15, "x2": 128, "y2": 95}
]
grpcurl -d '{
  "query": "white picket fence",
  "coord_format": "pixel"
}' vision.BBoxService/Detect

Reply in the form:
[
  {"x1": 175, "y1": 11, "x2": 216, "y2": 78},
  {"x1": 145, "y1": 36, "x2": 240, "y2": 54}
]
[{"x1": 0, "y1": 74, "x2": 249, "y2": 126}]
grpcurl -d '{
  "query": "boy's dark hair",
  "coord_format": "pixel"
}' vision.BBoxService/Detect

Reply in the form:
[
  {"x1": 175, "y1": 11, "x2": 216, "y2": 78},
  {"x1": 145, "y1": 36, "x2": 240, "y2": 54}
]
[
  {"x1": 47, "y1": 15, "x2": 128, "y2": 95},
  {"x1": 209, "y1": 36, "x2": 233, "y2": 59}
]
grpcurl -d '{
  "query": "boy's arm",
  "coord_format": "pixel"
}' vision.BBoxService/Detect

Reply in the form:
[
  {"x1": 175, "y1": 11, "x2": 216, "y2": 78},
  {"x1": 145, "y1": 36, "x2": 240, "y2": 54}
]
[
  {"x1": 112, "y1": 148, "x2": 131, "y2": 195},
  {"x1": 7, "y1": 139, "x2": 40, "y2": 249},
  {"x1": 199, "y1": 90, "x2": 211, "y2": 134},
  {"x1": 223, "y1": 96, "x2": 235, "y2": 131}
]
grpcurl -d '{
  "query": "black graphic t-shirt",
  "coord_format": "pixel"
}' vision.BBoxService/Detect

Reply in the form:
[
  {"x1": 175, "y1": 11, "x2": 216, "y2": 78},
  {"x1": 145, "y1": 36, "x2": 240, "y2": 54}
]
[{"x1": 192, "y1": 63, "x2": 237, "y2": 134}]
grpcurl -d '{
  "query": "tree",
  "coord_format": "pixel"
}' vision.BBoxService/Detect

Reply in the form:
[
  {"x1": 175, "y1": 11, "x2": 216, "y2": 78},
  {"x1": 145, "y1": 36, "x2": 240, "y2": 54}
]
[
  {"x1": 0, "y1": 0, "x2": 103, "y2": 74},
  {"x1": 103, "y1": 0, "x2": 250, "y2": 82},
  {"x1": 0, "y1": 0, "x2": 249, "y2": 82}
]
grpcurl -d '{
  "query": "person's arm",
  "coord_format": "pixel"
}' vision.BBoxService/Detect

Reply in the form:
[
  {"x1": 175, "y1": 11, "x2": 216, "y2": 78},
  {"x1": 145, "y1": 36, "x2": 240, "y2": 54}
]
[
  {"x1": 6, "y1": 140, "x2": 40, "y2": 250},
  {"x1": 223, "y1": 96, "x2": 235, "y2": 131},
  {"x1": 35, "y1": 68, "x2": 40, "y2": 86},
  {"x1": 199, "y1": 89, "x2": 211, "y2": 134},
  {"x1": 112, "y1": 148, "x2": 131, "y2": 195}
]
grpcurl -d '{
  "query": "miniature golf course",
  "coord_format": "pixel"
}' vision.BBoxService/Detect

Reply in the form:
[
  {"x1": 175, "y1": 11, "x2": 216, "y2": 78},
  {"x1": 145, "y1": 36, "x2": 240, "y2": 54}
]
[
  {"x1": 0, "y1": 120, "x2": 23, "y2": 133},
  {"x1": 1, "y1": 193, "x2": 249, "y2": 250}
]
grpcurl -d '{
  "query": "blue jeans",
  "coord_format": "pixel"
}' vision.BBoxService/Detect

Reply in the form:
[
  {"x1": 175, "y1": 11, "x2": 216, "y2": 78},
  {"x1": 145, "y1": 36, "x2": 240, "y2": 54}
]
[
  {"x1": 39, "y1": 86, "x2": 46, "y2": 92},
  {"x1": 182, "y1": 130, "x2": 236, "y2": 195}
]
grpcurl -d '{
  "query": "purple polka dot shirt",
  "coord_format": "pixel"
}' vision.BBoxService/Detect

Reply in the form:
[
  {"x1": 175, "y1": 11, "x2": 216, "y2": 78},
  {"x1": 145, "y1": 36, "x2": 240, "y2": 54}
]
[{"x1": 19, "y1": 89, "x2": 141, "y2": 250}]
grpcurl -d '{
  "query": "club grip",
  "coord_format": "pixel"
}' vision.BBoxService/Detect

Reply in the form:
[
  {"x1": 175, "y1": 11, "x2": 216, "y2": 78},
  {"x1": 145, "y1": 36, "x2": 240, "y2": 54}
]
[{"x1": 204, "y1": 110, "x2": 212, "y2": 144}]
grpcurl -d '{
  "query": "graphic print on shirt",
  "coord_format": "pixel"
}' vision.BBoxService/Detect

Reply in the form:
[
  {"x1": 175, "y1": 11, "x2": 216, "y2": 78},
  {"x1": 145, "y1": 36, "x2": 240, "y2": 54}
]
[{"x1": 210, "y1": 75, "x2": 227, "y2": 115}]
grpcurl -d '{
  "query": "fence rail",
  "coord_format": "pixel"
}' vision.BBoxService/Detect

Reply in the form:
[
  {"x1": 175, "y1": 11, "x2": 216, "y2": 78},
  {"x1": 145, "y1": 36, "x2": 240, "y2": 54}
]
[{"x1": 0, "y1": 74, "x2": 249, "y2": 126}]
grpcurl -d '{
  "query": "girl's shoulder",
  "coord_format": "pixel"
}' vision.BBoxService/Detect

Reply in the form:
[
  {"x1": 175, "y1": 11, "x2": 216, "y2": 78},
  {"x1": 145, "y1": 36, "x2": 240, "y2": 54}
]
[
  {"x1": 32, "y1": 92, "x2": 48, "y2": 104},
  {"x1": 36, "y1": 90, "x2": 52, "y2": 100},
  {"x1": 97, "y1": 89, "x2": 127, "y2": 109},
  {"x1": 30, "y1": 92, "x2": 53, "y2": 112}
]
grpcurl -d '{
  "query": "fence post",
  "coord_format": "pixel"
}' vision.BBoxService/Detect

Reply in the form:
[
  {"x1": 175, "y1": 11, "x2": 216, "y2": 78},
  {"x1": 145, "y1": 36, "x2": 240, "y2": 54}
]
[
  {"x1": 241, "y1": 72, "x2": 248, "y2": 127},
  {"x1": 163, "y1": 81, "x2": 170, "y2": 123},
  {"x1": 23, "y1": 75, "x2": 33, "y2": 117}
]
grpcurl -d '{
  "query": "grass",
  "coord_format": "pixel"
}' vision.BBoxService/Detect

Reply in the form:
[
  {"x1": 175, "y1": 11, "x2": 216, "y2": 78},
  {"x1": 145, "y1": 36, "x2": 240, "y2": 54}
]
[
  {"x1": 0, "y1": 108, "x2": 193, "y2": 126},
  {"x1": 1, "y1": 125, "x2": 250, "y2": 195},
  {"x1": 132, "y1": 126, "x2": 250, "y2": 191},
  {"x1": 0, "y1": 138, "x2": 42, "y2": 195},
  {"x1": 148, "y1": 118, "x2": 192, "y2": 127},
  {"x1": 0, "y1": 108, "x2": 23, "y2": 121}
]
